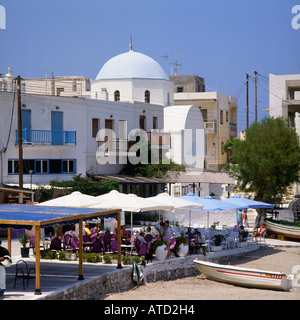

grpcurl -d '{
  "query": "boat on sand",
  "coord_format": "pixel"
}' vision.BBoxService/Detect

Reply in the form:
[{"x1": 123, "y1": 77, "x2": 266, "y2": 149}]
[
  {"x1": 265, "y1": 219, "x2": 300, "y2": 240},
  {"x1": 193, "y1": 260, "x2": 295, "y2": 291}
]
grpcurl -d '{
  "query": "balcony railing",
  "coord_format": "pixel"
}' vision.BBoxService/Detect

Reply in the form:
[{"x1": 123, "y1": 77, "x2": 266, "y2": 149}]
[
  {"x1": 229, "y1": 123, "x2": 237, "y2": 136},
  {"x1": 146, "y1": 131, "x2": 171, "y2": 148},
  {"x1": 16, "y1": 129, "x2": 77, "y2": 146}
]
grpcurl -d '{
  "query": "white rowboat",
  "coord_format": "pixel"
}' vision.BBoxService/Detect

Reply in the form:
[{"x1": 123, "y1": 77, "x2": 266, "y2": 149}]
[
  {"x1": 193, "y1": 260, "x2": 295, "y2": 291},
  {"x1": 266, "y1": 220, "x2": 300, "y2": 240}
]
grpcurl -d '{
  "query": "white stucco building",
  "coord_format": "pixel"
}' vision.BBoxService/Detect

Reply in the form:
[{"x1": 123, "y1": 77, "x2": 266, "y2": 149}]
[
  {"x1": 0, "y1": 48, "x2": 206, "y2": 188},
  {"x1": 269, "y1": 73, "x2": 300, "y2": 137}
]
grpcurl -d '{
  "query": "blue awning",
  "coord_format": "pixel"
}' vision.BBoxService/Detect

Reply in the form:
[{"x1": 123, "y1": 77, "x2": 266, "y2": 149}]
[{"x1": 0, "y1": 204, "x2": 119, "y2": 229}]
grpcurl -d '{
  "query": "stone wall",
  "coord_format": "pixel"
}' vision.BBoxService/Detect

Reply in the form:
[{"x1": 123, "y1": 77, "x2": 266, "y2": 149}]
[{"x1": 40, "y1": 245, "x2": 260, "y2": 300}]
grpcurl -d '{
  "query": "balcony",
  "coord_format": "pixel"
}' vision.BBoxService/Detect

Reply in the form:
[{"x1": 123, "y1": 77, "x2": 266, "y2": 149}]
[
  {"x1": 146, "y1": 131, "x2": 171, "y2": 149},
  {"x1": 97, "y1": 138, "x2": 136, "y2": 157},
  {"x1": 16, "y1": 129, "x2": 77, "y2": 146},
  {"x1": 229, "y1": 123, "x2": 237, "y2": 137},
  {"x1": 204, "y1": 120, "x2": 216, "y2": 134}
]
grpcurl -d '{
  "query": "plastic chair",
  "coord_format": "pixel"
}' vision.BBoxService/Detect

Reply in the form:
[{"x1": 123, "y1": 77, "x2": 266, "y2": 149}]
[
  {"x1": 105, "y1": 239, "x2": 118, "y2": 254},
  {"x1": 169, "y1": 238, "x2": 176, "y2": 255},
  {"x1": 50, "y1": 237, "x2": 62, "y2": 251},
  {"x1": 28, "y1": 236, "x2": 36, "y2": 255},
  {"x1": 63, "y1": 234, "x2": 73, "y2": 251},
  {"x1": 91, "y1": 240, "x2": 103, "y2": 253},
  {"x1": 144, "y1": 234, "x2": 153, "y2": 242},
  {"x1": 104, "y1": 231, "x2": 111, "y2": 251},
  {"x1": 132, "y1": 242, "x2": 147, "y2": 257},
  {"x1": 14, "y1": 260, "x2": 35, "y2": 290}
]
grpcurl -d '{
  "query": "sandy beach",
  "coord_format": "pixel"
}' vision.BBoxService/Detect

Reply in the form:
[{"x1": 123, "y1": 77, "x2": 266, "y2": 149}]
[{"x1": 104, "y1": 246, "x2": 300, "y2": 300}]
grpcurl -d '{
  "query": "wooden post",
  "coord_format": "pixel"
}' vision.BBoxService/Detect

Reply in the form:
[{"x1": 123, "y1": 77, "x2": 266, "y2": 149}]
[
  {"x1": 78, "y1": 218, "x2": 84, "y2": 280},
  {"x1": 34, "y1": 225, "x2": 42, "y2": 295},
  {"x1": 117, "y1": 211, "x2": 122, "y2": 269},
  {"x1": 254, "y1": 71, "x2": 258, "y2": 123},
  {"x1": 246, "y1": 73, "x2": 249, "y2": 129},
  {"x1": 7, "y1": 228, "x2": 11, "y2": 255}
]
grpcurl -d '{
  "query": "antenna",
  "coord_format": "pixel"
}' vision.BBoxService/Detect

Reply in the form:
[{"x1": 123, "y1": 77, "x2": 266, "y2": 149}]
[
  {"x1": 170, "y1": 49, "x2": 183, "y2": 76},
  {"x1": 129, "y1": 33, "x2": 133, "y2": 51}
]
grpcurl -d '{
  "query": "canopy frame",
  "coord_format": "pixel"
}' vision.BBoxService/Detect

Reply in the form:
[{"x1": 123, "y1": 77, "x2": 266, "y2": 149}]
[{"x1": 0, "y1": 204, "x2": 122, "y2": 295}]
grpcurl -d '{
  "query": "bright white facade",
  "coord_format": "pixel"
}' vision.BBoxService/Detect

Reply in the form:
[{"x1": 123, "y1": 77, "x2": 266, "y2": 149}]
[
  {"x1": 0, "y1": 49, "x2": 206, "y2": 186},
  {"x1": 92, "y1": 50, "x2": 174, "y2": 106},
  {"x1": 269, "y1": 73, "x2": 300, "y2": 136},
  {"x1": 173, "y1": 91, "x2": 238, "y2": 171}
]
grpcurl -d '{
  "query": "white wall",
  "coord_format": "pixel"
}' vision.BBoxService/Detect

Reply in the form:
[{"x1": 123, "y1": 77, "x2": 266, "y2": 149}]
[{"x1": 91, "y1": 78, "x2": 173, "y2": 106}]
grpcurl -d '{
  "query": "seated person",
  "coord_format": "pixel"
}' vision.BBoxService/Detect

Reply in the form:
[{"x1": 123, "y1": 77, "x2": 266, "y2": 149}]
[
  {"x1": 68, "y1": 225, "x2": 78, "y2": 239},
  {"x1": 192, "y1": 228, "x2": 201, "y2": 243},
  {"x1": 239, "y1": 226, "x2": 249, "y2": 241},
  {"x1": 121, "y1": 225, "x2": 130, "y2": 244},
  {"x1": 92, "y1": 222, "x2": 102, "y2": 235},
  {"x1": 253, "y1": 223, "x2": 266, "y2": 238},
  {"x1": 145, "y1": 226, "x2": 154, "y2": 237},
  {"x1": 84, "y1": 223, "x2": 92, "y2": 236},
  {"x1": 185, "y1": 227, "x2": 193, "y2": 238},
  {"x1": 164, "y1": 221, "x2": 172, "y2": 242},
  {"x1": 138, "y1": 232, "x2": 147, "y2": 244}
]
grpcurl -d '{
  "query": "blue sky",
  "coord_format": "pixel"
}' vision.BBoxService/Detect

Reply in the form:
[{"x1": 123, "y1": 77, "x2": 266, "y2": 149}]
[{"x1": 0, "y1": 0, "x2": 299, "y2": 132}]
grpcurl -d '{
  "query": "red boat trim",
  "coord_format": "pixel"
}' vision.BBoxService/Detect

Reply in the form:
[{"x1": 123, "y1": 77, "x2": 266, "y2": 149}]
[{"x1": 217, "y1": 269, "x2": 283, "y2": 280}]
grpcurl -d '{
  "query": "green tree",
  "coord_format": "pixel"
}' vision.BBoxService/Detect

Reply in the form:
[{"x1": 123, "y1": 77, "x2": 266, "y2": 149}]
[
  {"x1": 50, "y1": 174, "x2": 119, "y2": 196},
  {"x1": 223, "y1": 117, "x2": 300, "y2": 225}
]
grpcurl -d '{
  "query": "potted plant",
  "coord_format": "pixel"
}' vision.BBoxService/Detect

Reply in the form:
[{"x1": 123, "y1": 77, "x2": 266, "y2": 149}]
[
  {"x1": 153, "y1": 227, "x2": 168, "y2": 261},
  {"x1": 19, "y1": 233, "x2": 30, "y2": 257},
  {"x1": 53, "y1": 224, "x2": 63, "y2": 240},
  {"x1": 211, "y1": 234, "x2": 225, "y2": 252},
  {"x1": 175, "y1": 231, "x2": 188, "y2": 257}
]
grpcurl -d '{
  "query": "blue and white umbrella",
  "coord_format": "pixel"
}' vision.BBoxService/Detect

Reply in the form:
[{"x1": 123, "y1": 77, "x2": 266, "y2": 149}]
[
  {"x1": 180, "y1": 194, "x2": 247, "y2": 227},
  {"x1": 223, "y1": 195, "x2": 274, "y2": 209}
]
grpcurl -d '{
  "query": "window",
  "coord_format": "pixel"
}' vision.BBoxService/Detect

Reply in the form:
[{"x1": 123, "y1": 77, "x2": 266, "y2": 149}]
[
  {"x1": 153, "y1": 116, "x2": 158, "y2": 129},
  {"x1": 36, "y1": 160, "x2": 48, "y2": 174},
  {"x1": 177, "y1": 87, "x2": 184, "y2": 93},
  {"x1": 139, "y1": 115, "x2": 146, "y2": 130},
  {"x1": 201, "y1": 109, "x2": 207, "y2": 121},
  {"x1": 63, "y1": 160, "x2": 74, "y2": 173},
  {"x1": 167, "y1": 92, "x2": 170, "y2": 105},
  {"x1": 56, "y1": 88, "x2": 64, "y2": 96},
  {"x1": 92, "y1": 118, "x2": 100, "y2": 138},
  {"x1": 8, "y1": 159, "x2": 76, "y2": 175},
  {"x1": 220, "y1": 110, "x2": 223, "y2": 125},
  {"x1": 72, "y1": 80, "x2": 77, "y2": 92},
  {"x1": 226, "y1": 111, "x2": 229, "y2": 122},
  {"x1": 114, "y1": 90, "x2": 120, "y2": 101},
  {"x1": 145, "y1": 90, "x2": 150, "y2": 103}
]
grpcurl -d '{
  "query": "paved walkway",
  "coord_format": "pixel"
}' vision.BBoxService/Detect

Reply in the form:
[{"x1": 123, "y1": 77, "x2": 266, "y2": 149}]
[{"x1": 1, "y1": 237, "x2": 299, "y2": 300}]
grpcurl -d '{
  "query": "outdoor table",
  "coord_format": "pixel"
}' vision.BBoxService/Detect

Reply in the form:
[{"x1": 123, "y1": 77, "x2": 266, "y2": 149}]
[
  {"x1": 83, "y1": 241, "x2": 93, "y2": 252},
  {"x1": 121, "y1": 244, "x2": 135, "y2": 256},
  {"x1": 41, "y1": 238, "x2": 51, "y2": 250}
]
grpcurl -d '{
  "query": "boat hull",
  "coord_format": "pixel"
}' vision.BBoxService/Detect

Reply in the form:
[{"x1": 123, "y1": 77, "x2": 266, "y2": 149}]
[
  {"x1": 194, "y1": 260, "x2": 292, "y2": 291},
  {"x1": 266, "y1": 220, "x2": 300, "y2": 239}
]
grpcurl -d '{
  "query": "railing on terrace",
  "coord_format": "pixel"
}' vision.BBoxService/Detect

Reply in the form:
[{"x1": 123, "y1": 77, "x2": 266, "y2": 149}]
[
  {"x1": 16, "y1": 129, "x2": 77, "y2": 146},
  {"x1": 146, "y1": 131, "x2": 171, "y2": 148},
  {"x1": 229, "y1": 123, "x2": 237, "y2": 136}
]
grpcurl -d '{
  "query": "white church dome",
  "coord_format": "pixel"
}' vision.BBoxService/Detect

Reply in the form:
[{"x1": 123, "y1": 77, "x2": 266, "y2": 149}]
[{"x1": 95, "y1": 50, "x2": 168, "y2": 81}]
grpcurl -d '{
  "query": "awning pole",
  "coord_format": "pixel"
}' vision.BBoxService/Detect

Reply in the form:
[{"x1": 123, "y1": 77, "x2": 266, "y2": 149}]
[
  {"x1": 7, "y1": 228, "x2": 11, "y2": 256},
  {"x1": 78, "y1": 218, "x2": 84, "y2": 280},
  {"x1": 34, "y1": 225, "x2": 42, "y2": 295},
  {"x1": 117, "y1": 210, "x2": 122, "y2": 269}
]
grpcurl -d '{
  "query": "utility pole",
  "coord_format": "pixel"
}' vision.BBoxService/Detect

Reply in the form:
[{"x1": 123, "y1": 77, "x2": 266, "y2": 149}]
[
  {"x1": 17, "y1": 75, "x2": 23, "y2": 203},
  {"x1": 246, "y1": 73, "x2": 249, "y2": 128},
  {"x1": 254, "y1": 71, "x2": 258, "y2": 123}
]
